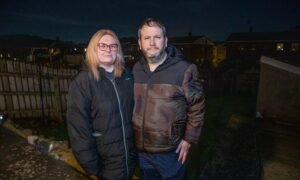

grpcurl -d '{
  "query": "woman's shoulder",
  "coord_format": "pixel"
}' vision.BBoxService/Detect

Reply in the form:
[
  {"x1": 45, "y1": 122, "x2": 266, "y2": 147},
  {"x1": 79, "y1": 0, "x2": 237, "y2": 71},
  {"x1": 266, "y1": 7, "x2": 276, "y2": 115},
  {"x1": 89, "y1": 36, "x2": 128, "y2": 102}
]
[{"x1": 73, "y1": 69, "x2": 91, "y2": 81}]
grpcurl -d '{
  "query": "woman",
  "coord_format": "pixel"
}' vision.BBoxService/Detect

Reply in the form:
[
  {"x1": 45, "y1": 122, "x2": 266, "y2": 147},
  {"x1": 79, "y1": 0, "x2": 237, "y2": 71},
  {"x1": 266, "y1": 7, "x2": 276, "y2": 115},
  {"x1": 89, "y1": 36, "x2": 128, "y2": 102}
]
[{"x1": 67, "y1": 29, "x2": 136, "y2": 179}]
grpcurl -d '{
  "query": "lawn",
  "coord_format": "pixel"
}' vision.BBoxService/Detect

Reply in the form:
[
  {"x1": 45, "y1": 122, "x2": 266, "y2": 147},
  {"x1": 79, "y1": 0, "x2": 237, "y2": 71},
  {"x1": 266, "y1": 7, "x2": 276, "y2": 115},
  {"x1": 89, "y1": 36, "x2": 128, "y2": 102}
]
[{"x1": 186, "y1": 94, "x2": 257, "y2": 179}]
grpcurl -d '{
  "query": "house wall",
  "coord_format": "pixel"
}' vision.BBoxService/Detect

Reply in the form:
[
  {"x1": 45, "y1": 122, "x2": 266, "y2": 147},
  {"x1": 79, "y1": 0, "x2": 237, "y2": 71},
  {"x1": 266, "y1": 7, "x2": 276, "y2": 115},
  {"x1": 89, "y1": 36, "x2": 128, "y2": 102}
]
[{"x1": 256, "y1": 56, "x2": 300, "y2": 120}]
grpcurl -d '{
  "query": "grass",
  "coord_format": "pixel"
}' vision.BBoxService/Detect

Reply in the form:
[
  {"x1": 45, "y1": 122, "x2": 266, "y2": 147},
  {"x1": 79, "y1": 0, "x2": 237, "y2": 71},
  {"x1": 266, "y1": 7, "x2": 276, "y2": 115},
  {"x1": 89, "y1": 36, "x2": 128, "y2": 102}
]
[
  {"x1": 36, "y1": 120, "x2": 69, "y2": 141},
  {"x1": 185, "y1": 94, "x2": 257, "y2": 179}
]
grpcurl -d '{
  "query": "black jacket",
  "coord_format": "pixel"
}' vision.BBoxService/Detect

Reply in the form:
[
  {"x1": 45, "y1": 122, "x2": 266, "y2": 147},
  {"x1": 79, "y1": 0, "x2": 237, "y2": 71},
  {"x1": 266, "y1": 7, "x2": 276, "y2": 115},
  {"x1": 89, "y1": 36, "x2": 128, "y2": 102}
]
[
  {"x1": 133, "y1": 45, "x2": 205, "y2": 152},
  {"x1": 67, "y1": 68, "x2": 136, "y2": 179}
]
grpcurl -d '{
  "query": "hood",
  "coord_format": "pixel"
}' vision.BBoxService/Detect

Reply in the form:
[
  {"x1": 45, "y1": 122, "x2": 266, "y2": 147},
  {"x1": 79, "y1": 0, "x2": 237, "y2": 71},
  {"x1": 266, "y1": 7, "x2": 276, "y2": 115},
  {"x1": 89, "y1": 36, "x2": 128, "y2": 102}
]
[{"x1": 139, "y1": 45, "x2": 185, "y2": 73}]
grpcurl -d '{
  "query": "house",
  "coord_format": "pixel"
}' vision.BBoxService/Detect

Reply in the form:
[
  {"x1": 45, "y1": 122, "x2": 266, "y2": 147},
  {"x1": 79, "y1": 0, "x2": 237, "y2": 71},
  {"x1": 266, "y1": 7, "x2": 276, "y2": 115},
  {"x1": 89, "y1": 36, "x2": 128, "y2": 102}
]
[
  {"x1": 212, "y1": 42, "x2": 226, "y2": 68},
  {"x1": 121, "y1": 35, "x2": 216, "y2": 69},
  {"x1": 226, "y1": 30, "x2": 300, "y2": 71},
  {"x1": 168, "y1": 35, "x2": 214, "y2": 68},
  {"x1": 0, "y1": 35, "x2": 85, "y2": 68}
]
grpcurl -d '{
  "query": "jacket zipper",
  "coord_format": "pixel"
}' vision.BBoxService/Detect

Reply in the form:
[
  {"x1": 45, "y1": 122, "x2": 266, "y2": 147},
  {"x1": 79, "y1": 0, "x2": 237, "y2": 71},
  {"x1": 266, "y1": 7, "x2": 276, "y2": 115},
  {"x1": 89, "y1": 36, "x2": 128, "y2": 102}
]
[
  {"x1": 111, "y1": 79, "x2": 129, "y2": 177},
  {"x1": 142, "y1": 74, "x2": 152, "y2": 150}
]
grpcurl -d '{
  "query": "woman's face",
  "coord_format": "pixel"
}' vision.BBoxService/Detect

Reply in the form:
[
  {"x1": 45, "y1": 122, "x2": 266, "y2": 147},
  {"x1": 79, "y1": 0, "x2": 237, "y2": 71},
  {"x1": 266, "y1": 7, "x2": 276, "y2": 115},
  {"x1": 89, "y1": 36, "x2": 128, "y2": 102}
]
[{"x1": 96, "y1": 34, "x2": 118, "y2": 67}]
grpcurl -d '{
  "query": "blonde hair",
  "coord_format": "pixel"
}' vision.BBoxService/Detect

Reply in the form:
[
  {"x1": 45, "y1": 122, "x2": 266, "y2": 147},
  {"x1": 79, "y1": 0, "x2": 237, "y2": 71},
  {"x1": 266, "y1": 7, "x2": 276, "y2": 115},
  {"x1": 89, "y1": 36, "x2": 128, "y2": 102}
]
[{"x1": 86, "y1": 29, "x2": 124, "y2": 80}]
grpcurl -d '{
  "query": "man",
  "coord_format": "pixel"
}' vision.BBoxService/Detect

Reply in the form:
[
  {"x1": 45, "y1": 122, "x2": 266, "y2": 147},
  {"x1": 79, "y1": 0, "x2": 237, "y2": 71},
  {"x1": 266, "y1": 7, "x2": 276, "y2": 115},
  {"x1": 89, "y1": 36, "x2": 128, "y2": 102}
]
[{"x1": 132, "y1": 18, "x2": 205, "y2": 179}]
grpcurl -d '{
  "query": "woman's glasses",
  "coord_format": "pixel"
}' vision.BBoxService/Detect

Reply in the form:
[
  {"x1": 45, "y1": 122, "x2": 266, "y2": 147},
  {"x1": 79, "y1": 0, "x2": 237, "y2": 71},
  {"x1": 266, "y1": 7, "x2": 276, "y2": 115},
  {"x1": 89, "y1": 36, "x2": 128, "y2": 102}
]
[{"x1": 97, "y1": 43, "x2": 118, "y2": 52}]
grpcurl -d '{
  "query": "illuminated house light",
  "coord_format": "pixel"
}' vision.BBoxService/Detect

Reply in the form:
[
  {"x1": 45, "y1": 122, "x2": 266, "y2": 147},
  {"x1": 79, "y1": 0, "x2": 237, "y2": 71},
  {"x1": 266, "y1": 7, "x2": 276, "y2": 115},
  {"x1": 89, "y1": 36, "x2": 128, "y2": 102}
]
[
  {"x1": 276, "y1": 43, "x2": 284, "y2": 51},
  {"x1": 291, "y1": 43, "x2": 299, "y2": 51}
]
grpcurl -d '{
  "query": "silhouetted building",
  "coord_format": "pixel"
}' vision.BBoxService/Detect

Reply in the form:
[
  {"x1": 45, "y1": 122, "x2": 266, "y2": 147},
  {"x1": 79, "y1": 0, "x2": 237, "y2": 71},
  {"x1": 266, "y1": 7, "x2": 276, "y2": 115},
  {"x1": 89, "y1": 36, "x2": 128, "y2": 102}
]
[
  {"x1": 226, "y1": 30, "x2": 300, "y2": 71},
  {"x1": 169, "y1": 36, "x2": 214, "y2": 68},
  {"x1": 121, "y1": 35, "x2": 215, "y2": 69},
  {"x1": 212, "y1": 42, "x2": 226, "y2": 68}
]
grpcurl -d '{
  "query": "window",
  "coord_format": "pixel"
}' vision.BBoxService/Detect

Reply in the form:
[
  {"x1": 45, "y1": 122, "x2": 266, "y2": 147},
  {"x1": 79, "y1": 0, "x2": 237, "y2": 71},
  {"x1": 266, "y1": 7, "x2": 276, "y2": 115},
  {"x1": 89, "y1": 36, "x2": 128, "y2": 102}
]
[
  {"x1": 276, "y1": 43, "x2": 284, "y2": 51},
  {"x1": 291, "y1": 43, "x2": 299, "y2": 51}
]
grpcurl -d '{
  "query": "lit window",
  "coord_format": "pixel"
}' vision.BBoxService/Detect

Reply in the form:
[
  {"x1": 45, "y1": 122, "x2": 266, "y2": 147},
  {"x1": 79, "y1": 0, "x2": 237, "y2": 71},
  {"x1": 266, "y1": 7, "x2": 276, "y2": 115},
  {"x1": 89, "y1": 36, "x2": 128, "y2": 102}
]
[
  {"x1": 291, "y1": 43, "x2": 299, "y2": 51},
  {"x1": 276, "y1": 43, "x2": 284, "y2": 51}
]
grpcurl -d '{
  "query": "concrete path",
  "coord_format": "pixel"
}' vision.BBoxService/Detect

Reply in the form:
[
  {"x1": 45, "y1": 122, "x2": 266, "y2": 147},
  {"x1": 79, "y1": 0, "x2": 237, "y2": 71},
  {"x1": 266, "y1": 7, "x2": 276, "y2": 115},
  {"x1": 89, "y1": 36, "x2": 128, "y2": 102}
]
[
  {"x1": 0, "y1": 127, "x2": 90, "y2": 180},
  {"x1": 258, "y1": 120, "x2": 300, "y2": 180}
]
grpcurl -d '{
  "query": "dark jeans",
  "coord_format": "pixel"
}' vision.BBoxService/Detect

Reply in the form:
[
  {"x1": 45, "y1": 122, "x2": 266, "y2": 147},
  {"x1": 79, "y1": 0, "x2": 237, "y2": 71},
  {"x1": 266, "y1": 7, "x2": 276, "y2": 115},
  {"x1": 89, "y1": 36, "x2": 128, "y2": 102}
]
[{"x1": 138, "y1": 150, "x2": 186, "y2": 180}]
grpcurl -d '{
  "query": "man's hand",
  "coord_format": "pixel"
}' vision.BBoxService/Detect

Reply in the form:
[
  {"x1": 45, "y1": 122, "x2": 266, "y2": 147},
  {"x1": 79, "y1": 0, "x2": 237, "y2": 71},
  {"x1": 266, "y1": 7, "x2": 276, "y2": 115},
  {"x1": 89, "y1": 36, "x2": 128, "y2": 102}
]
[{"x1": 176, "y1": 139, "x2": 191, "y2": 164}]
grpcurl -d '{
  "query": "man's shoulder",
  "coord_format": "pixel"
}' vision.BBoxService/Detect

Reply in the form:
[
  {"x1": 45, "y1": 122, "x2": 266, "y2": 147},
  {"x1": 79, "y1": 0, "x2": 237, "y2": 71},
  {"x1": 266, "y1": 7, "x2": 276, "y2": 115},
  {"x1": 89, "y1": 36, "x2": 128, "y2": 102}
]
[
  {"x1": 132, "y1": 60, "x2": 144, "y2": 72},
  {"x1": 171, "y1": 59, "x2": 197, "y2": 71}
]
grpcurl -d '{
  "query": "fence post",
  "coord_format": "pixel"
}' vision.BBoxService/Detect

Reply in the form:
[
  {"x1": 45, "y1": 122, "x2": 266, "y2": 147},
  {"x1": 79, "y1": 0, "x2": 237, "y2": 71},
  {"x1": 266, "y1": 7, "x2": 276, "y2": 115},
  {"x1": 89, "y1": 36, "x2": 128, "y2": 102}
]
[{"x1": 52, "y1": 69, "x2": 63, "y2": 122}]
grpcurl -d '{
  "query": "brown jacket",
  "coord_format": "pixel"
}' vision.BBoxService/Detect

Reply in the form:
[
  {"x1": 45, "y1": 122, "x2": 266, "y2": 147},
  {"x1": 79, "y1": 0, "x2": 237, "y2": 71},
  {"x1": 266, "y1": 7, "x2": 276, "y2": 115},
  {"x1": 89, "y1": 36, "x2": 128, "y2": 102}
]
[{"x1": 132, "y1": 45, "x2": 205, "y2": 153}]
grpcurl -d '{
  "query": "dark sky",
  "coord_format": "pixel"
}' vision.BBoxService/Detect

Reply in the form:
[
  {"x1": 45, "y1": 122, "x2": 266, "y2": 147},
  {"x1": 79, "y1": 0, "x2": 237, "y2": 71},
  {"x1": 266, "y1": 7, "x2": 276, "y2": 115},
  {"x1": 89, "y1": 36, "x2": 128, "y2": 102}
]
[{"x1": 0, "y1": 0, "x2": 299, "y2": 43}]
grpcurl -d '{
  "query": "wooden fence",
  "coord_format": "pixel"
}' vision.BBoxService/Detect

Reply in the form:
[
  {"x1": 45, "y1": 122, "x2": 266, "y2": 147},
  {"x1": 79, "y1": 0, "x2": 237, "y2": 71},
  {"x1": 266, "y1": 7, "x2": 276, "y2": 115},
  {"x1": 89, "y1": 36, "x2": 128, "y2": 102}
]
[
  {"x1": 0, "y1": 58, "x2": 259, "y2": 124},
  {"x1": 0, "y1": 59, "x2": 78, "y2": 123}
]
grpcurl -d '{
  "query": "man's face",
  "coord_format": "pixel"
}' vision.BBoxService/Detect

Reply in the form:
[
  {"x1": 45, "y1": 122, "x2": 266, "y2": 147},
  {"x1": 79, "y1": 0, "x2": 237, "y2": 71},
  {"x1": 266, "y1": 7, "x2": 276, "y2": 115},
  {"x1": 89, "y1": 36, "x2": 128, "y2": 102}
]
[{"x1": 138, "y1": 25, "x2": 167, "y2": 62}]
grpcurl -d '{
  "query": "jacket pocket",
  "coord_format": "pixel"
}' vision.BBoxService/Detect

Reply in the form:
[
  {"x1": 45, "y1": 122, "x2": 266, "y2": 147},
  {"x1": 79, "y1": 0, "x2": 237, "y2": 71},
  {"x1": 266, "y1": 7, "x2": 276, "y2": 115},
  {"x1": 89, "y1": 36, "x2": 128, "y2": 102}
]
[{"x1": 170, "y1": 119, "x2": 186, "y2": 144}]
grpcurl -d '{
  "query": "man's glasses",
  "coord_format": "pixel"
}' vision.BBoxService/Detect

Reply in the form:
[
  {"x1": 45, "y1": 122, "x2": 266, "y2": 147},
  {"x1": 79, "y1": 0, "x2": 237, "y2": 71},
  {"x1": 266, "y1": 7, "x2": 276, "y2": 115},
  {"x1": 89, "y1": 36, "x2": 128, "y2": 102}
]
[{"x1": 97, "y1": 43, "x2": 118, "y2": 52}]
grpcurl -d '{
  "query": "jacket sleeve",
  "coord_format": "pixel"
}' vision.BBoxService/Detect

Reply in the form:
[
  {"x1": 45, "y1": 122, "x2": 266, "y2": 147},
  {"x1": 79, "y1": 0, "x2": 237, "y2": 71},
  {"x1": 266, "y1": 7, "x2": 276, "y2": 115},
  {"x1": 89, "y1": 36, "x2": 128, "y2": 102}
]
[
  {"x1": 182, "y1": 64, "x2": 205, "y2": 144},
  {"x1": 66, "y1": 78, "x2": 99, "y2": 176}
]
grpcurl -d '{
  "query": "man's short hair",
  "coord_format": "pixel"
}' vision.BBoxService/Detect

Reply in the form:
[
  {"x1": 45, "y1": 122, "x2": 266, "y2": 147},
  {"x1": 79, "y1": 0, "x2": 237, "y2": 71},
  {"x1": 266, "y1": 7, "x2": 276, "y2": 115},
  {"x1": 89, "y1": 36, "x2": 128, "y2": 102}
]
[{"x1": 138, "y1": 18, "x2": 167, "y2": 39}]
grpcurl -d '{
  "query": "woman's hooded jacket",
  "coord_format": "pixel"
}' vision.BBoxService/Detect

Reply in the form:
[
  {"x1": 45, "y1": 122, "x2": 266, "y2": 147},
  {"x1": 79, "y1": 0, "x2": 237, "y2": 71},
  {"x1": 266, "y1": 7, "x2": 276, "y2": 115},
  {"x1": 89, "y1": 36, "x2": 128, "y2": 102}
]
[{"x1": 67, "y1": 67, "x2": 136, "y2": 179}]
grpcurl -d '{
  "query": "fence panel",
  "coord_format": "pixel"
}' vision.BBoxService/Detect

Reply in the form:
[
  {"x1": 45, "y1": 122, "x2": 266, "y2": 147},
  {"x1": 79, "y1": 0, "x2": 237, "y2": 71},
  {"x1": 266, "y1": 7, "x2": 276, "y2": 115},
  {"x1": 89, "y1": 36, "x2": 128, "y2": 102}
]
[{"x1": 0, "y1": 59, "x2": 78, "y2": 123}]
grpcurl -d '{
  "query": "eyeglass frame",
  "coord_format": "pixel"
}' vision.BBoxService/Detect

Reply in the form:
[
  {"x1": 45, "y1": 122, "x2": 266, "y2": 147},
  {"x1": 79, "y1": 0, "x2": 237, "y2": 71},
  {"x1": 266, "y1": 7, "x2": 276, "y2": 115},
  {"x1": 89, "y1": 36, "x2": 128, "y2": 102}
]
[{"x1": 96, "y1": 43, "x2": 118, "y2": 52}]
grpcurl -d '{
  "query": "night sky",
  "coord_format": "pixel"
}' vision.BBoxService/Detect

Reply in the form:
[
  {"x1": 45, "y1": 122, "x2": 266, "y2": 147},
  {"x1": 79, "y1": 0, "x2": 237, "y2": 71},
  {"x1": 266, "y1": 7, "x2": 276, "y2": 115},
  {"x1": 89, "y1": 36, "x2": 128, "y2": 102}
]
[{"x1": 0, "y1": 0, "x2": 299, "y2": 43}]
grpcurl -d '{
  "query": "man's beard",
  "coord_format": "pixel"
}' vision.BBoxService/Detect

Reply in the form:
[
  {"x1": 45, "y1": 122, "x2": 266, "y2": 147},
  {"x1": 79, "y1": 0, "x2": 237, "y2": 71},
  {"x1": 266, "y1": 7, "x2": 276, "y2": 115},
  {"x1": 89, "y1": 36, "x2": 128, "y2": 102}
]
[{"x1": 143, "y1": 46, "x2": 166, "y2": 64}]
